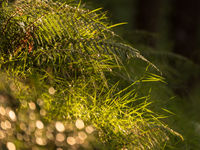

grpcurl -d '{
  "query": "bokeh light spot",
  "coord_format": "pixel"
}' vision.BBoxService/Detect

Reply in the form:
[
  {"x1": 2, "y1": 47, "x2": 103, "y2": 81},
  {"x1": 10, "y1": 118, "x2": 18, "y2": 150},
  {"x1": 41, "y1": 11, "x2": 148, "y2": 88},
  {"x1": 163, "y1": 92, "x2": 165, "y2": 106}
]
[
  {"x1": 20, "y1": 123, "x2": 27, "y2": 131},
  {"x1": 85, "y1": 126, "x2": 94, "y2": 134},
  {"x1": 55, "y1": 121, "x2": 65, "y2": 132},
  {"x1": 36, "y1": 120, "x2": 44, "y2": 129},
  {"x1": 75, "y1": 136, "x2": 84, "y2": 144},
  {"x1": 0, "y1": 106, "x2": 6, "y2": 116},
  {"x1": 28, "y1": 102, "x2": 36, "y2": 110},
  {"x1": 48, "y1": 87, "x2": 56, "y2": 95},
  {"x1": 36, "y1": 137, "x2": 47, "y2": 146},
  {"x1": 6, "y1": 142, "x2": 16, "y2": 150},
  {"x1": 37, "y1": 99, "x2": 44, "y2": 106},
  {"x1": 29, "y1": 112, "x2": 36, "y2": 120},
  {"x1": 78, "y1": 131, "x2": 87, "y2": 140},
  {"x1": 0, "y1": 130, "x2": 5, "y2": 139},
  {"x1": 1, "y1": 121, "x2": 6, "y2": 130},
  {"x1": 75, "y1": 119, "x2": 84, "y2": 129},
  {"x1": 56, "y1": 133, "x2": 65, "y2": 142},
  {"x1": 17, "y1": 133, "x2": 23, "y2": 140},
  {"x1": 40, "y1": 109, "x2": 46, "y2": 116},
  {"x1": 8, "y1": 110, "x2": 16, "y2": 121},
  {"x1": 29, "y1": 102, "x2": 36, "y2": 110},
  {"x1": 5, "y1": 120, "x2": 11, "y2": 129},
  {"x1": 67, "y1": 136, "x2": 76, "y2": 145}
]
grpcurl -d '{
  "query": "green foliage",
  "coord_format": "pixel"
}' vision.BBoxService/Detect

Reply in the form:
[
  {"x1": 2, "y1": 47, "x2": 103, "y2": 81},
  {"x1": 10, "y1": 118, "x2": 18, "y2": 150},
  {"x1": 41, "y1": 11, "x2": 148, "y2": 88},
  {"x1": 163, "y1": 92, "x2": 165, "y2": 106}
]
[{"x1": 0, "y1": 0, "x2": 182, "y2": 149}]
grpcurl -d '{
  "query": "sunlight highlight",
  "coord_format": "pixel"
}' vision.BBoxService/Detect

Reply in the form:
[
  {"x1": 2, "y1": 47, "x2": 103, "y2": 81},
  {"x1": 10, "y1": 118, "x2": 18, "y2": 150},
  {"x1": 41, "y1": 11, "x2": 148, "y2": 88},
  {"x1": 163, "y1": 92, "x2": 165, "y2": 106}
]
[
  {"x1": 48, "y1": 87, "x2": 56, "y2": 95},
  {"x1": 8, "y1": 110, "x2": 16, "y2": 121},
  {"x1": 55, "y1": 121, "x2": 65, "y2": 132},
  {"x1": 29, "y1": 102, "x2": 36, "y2": 110},
  {"x1": 36, "y1": 120, "x2": 44, "y2": 129},
  {"x1": 75, "y1": 119, "x2": 84, "y2": 129},
  {"x1": 6, "y1": 142, "x2": 16, "y2": 150}
]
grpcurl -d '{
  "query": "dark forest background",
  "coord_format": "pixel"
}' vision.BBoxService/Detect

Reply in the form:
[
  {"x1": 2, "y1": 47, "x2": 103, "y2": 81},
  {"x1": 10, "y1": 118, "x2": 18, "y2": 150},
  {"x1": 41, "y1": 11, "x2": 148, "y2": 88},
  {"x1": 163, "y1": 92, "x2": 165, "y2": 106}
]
[
  {"x1": 85, "y1": 0, "x2": 200, "y2": 105},
  {"x1": 86, "y1": 0, "x2": 200, "y2": 64}
]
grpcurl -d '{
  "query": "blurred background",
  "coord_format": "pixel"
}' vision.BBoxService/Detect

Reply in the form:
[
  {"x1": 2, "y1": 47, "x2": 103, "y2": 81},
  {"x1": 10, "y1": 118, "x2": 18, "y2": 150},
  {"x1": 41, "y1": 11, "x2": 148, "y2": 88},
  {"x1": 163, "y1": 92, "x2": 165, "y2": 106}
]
[
  {"x1": 85, "y1": 0, "x2": 200, "y2": 149},
  {"x1": 86, "y1": 0, "x2": 200, "y2": 64}
]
